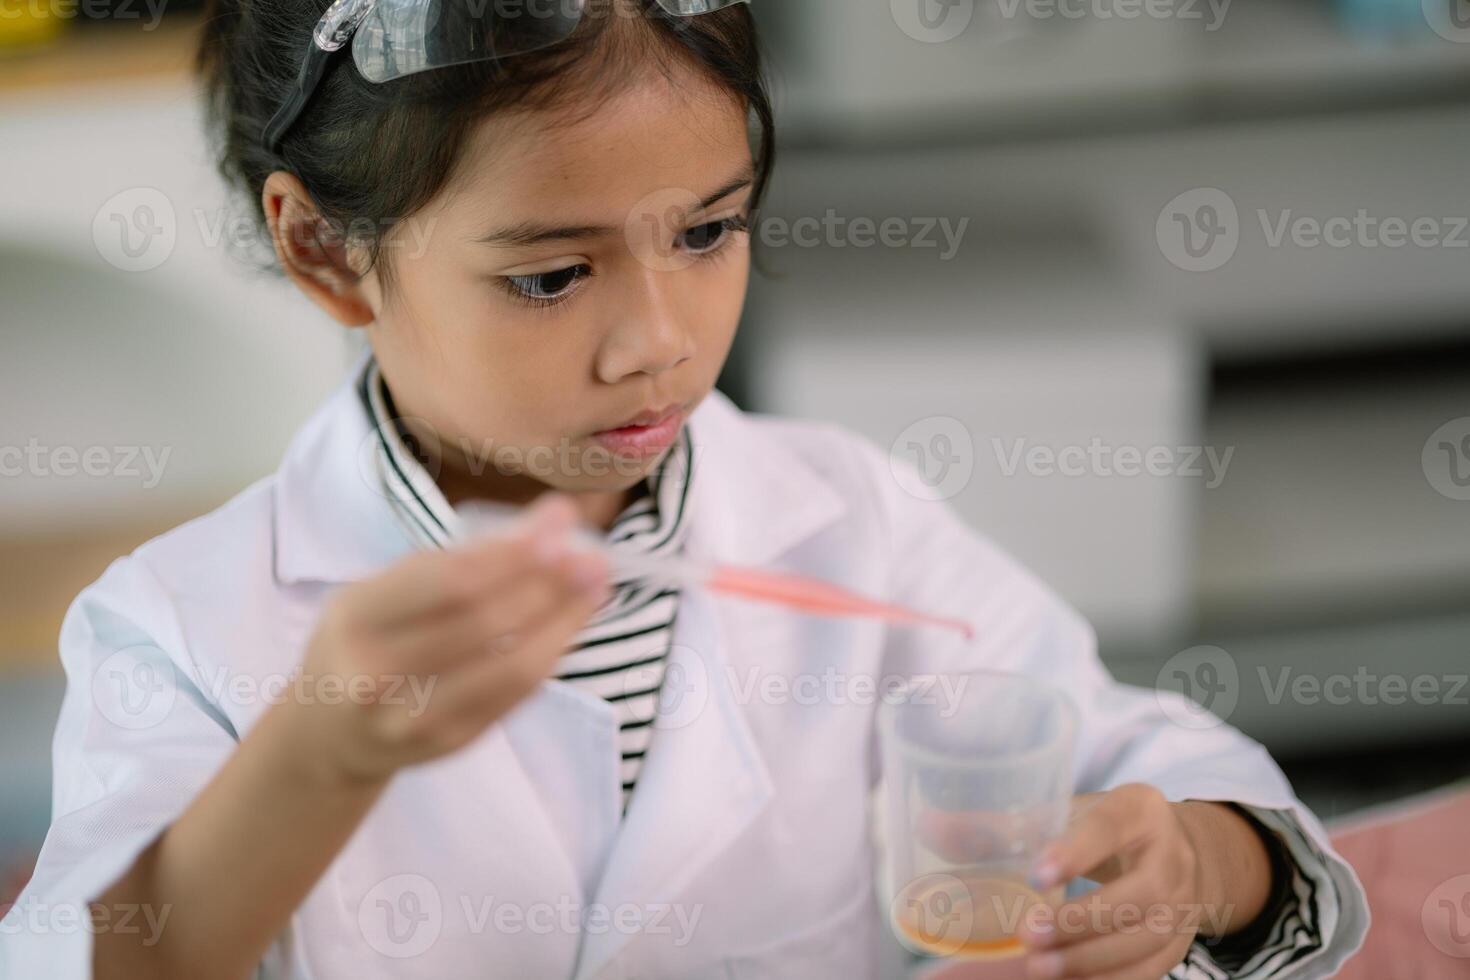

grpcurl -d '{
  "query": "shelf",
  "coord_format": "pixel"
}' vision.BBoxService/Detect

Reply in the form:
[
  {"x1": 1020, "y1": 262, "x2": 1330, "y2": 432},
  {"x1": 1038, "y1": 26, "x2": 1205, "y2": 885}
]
[
  {"x1": 0, "y1": 14, "x2": 201, "y2": 100},
  {"x1": 763, "y1": 0, "x2": 1470, "y2": 148},
  {"x1": 0, "y1": 516, "x2": 196, "y2": 672},
  {"x1": 1196, "y1": 349, "x2": 1470, "y2": 631}
]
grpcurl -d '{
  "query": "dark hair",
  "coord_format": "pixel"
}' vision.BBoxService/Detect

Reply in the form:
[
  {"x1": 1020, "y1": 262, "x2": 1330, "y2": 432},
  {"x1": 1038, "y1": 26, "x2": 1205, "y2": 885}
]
[{"x1": 195, "y1": 0, "x2": 775, "y2": 285}]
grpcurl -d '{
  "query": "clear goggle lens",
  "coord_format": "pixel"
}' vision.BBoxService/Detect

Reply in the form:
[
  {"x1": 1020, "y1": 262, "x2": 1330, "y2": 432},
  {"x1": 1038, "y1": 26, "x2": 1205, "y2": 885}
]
[{"x1": 353, "y1": 0, "x2": 750, "y2": 84}]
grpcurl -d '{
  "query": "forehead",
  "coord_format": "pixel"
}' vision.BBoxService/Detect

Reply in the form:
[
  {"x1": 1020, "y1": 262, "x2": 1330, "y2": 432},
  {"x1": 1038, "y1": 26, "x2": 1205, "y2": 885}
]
[{"x1": 440, "y1": 68, "x2": 752, "y2": 228}]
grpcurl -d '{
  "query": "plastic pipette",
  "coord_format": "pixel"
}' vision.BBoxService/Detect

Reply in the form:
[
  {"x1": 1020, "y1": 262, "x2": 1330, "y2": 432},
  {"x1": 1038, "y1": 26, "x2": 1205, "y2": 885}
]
[{"x1": 457, "y1": 500, "x2": 975, "y2": 640}]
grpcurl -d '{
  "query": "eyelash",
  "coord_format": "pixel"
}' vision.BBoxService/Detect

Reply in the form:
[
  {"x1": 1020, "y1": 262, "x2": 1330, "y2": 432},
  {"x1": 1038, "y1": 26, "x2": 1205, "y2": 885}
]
[{"x1": 497, "y1": 214, "x2": 751, "y2": 311}]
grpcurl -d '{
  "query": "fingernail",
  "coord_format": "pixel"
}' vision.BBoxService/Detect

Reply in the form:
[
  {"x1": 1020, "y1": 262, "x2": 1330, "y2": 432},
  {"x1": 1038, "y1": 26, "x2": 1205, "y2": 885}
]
[
  {"x1": 1021, "y1": 918, "x2": 1054, "y2": 949},
  {"x1": 1026, "y1": 952, "x2": 1063, "y2": 980},
  {"x1": 1028, "y1": 858, "x2": 1062, "y2": 891}
]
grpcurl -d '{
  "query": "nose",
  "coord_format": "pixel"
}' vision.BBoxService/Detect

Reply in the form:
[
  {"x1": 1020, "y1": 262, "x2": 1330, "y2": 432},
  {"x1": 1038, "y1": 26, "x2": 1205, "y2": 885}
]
[{"x1": 595, "y1": 266, "x2": 695, "y2": 383}]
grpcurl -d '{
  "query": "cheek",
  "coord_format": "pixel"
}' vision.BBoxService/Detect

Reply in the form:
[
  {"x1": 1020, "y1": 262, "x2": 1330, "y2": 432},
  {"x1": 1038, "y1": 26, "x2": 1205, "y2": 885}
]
[
  {"x1": 376, "y1": 274, "x2": 584, "y2": 434},
  {"x1": 444, "y1": 344, "x2": 583, "y2": 436},
  {"x1": 373, "y1": 256, "x2": 489, "y2": 356},
  {"x1": 699, "y1": 255, "x2": 746, "y2": 351},
  {"x1": 398, "y1": 260, "x2": 589, "y2": 372},
  {"x1": 687, "y1": 249, "x2": 751, "y2": 348}
]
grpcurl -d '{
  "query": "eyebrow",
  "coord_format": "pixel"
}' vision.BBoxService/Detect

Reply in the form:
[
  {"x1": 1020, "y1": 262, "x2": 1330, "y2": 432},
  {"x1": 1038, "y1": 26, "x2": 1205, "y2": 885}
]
[{"x1": 474, "y1": 166, "x2": 755, "y2": 249}]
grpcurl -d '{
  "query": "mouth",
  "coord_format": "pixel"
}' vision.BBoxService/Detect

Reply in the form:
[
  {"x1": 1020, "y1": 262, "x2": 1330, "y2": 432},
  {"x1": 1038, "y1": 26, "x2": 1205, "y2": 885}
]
[{"x1": 591, "y1": 404, "x2": 686, "y2": 456}]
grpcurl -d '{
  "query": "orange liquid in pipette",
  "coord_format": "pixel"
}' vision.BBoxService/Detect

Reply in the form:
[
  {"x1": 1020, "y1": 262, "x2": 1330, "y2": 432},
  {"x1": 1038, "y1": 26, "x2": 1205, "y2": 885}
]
[
  {"x1": 891, "y1": 874, "x2": 1046, "y2": 960},
  {"x1": 706, "y1": 566, "x2": 975, "y2": 640}
]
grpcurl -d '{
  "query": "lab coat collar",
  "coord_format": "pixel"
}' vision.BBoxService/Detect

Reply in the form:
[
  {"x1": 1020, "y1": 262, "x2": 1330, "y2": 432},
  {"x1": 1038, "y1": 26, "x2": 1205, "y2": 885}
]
[
  {"x1": 272, "y1": 353, "x2": 848, "y2": 584},
  {"x1": 272, "y1": 351, "x2": 413, "y2": 585}
]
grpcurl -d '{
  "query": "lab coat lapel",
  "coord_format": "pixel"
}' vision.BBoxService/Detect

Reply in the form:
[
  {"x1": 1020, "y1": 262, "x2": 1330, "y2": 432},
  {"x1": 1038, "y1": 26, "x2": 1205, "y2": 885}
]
[
  {"x1": 572, "y1": 585, "x2": 772, "y2": 980},
  {"x1": 498, "y1": 680, "x2": 624, "y2": 903},
  {"x1": 572, "y1": 391, "x2": 848, "y2": 980}
]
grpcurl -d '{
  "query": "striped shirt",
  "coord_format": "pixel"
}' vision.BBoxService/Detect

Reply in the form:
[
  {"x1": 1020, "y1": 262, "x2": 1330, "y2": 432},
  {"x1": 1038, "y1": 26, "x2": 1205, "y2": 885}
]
[
  {"x1": 358, "y1": 358, "x2": 694, "y2": 813},
  {"x1": 1172, "y1": 805, "x2": 1347, "y2": 980}
]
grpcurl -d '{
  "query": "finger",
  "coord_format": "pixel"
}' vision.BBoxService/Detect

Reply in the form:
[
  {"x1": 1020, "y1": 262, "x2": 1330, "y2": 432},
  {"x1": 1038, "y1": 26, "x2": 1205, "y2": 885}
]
[
  {"x1": 1025, "y1": 865, "x2": 1174, "y2": 951},
  {"x1": 433, "y1": 572, "x2": 607, "y2": 724},
  {"x1": 375, "y1": 549, "x2": 602, "y2": 676},
  {"x1": 343, "y1": 494, "x2": 580, "y2": 629},
  {"x1": 1022, "y1": 927, "x2": 1170, "y2": 980},
  {"x1": 1032, "y1": 785, "x2": 1167, "y2": 892},
  {"x1": 431, "y1": 552, "x2": 610, "y2": 722}
]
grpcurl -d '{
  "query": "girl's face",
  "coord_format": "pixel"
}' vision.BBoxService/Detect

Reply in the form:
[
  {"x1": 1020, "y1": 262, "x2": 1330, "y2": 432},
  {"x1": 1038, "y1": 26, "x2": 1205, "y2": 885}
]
[{"x1": 357, "y1": 65, "x2": 754, "y2": 512}]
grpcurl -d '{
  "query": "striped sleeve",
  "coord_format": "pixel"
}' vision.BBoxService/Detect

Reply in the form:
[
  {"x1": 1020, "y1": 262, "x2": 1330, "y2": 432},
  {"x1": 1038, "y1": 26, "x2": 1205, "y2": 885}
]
[{"x1": 1168, "y1": 807, "x2": 1348, "y2": 980}]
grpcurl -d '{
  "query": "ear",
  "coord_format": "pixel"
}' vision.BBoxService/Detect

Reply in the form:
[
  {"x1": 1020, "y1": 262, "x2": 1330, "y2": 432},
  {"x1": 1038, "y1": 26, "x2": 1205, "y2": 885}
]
[{"x1": 262, "y1": 171, "x2": 376, "y2": 327}]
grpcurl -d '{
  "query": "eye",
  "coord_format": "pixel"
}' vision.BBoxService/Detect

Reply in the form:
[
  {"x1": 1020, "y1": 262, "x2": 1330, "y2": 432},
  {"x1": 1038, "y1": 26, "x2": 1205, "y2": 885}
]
[
  {"x1": 681, "y1": 215, "x2": 749, "y2": 256},
  {"x1": 494, "y1": 215, "x2": 749, "y2": 312},
  {"x1": 500, "y1": 263, "x2": 593, "y2": 307}
]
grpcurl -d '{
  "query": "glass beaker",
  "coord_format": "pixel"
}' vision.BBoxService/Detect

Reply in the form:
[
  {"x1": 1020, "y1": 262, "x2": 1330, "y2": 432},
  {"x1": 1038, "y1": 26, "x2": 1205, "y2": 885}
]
[{"x1": 878, "y1": 670, "x2": 1077, "y2": 960}]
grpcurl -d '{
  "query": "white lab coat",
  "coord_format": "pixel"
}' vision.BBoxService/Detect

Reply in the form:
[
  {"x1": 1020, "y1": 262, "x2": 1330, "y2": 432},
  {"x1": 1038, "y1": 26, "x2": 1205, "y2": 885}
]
[{"x1": 2, "y1": 364, "x2": 1367, "y2": 980}]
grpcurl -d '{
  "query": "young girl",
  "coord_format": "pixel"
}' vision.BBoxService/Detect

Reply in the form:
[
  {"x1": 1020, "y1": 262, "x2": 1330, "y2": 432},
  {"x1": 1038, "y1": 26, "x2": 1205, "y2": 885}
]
[{"x1": 2, "y1": 1, "x2": 1366, "y2": 978}]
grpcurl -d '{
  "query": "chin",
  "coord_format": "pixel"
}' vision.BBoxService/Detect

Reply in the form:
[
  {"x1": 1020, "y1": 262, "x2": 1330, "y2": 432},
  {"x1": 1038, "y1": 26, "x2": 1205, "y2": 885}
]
[{"x1": 549, "y1": 456, "x2": 664, "y2": 494}]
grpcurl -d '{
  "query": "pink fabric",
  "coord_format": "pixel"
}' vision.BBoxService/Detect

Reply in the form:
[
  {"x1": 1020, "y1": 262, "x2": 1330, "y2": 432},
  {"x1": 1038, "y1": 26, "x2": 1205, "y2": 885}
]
[{"x1": 1328, "y1": 786, "x2": 1470, "y2": 979}]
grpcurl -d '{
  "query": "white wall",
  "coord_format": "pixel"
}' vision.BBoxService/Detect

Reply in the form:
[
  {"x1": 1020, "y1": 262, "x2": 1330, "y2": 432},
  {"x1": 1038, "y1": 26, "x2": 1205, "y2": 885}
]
[{"x1": 0, "y1": 81, "x2": 357, "y2": 534}]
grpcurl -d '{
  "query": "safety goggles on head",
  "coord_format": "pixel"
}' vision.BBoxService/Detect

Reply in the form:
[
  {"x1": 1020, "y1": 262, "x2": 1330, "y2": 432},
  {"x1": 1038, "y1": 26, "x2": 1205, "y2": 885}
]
[{"x1": 263, "y1": 0, "x2": 750, "y2": 154}]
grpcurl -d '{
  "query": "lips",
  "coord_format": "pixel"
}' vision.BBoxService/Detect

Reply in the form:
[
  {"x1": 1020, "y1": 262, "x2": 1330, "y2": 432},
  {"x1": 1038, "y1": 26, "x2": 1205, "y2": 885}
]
[
  {"x1": 601, "y1": 405, "x2": 682, "y2": 432},
  {"x1": 591, "y1": 404, "x2": 685, "y2": 456}
]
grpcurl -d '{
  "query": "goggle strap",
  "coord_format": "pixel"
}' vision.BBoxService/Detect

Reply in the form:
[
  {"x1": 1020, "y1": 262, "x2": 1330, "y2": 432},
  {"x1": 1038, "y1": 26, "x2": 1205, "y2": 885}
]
[{"x1": 262, "y1": 42, "x2": 339, "y2": 156}]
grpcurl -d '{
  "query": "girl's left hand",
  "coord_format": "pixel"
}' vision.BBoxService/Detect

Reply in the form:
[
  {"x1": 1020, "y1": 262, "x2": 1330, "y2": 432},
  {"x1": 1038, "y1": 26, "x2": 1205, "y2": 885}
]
[{"x1": 1018, "y1": 783, "x2": 1206, "y2": 980}]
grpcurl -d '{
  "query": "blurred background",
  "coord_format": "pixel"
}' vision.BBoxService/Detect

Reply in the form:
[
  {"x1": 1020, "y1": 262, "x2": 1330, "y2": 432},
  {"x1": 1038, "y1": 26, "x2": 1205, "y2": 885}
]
[{"x1": 2, "y1": 0, "x2": 1468, "y2": 970}]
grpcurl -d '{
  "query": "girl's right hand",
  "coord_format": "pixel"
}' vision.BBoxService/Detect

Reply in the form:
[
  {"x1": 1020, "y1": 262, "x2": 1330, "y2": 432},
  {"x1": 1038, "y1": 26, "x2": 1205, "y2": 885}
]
[{"x1": 288, "y1": 492, "x2": 609, "y2": 784}]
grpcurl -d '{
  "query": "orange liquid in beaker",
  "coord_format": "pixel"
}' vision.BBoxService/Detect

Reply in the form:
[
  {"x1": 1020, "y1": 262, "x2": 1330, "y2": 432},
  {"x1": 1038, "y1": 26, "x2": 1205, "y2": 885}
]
[{"x1": 892, "y1": 874, "x2": 1047, "y2": 960}]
